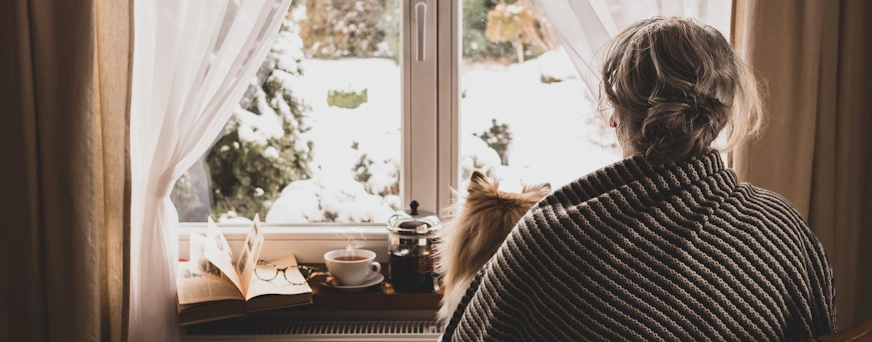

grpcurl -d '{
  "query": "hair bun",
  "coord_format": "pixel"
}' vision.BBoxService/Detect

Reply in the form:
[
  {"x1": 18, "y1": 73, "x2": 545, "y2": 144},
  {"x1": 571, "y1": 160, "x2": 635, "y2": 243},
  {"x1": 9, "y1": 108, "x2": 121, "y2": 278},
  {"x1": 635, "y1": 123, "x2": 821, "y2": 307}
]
[
  {"x1": 639, "y1": 97, "x2": 722, "y2": 165},
  {"x1": 600, "y1": 17, "x2": 764, "y2": 165}
]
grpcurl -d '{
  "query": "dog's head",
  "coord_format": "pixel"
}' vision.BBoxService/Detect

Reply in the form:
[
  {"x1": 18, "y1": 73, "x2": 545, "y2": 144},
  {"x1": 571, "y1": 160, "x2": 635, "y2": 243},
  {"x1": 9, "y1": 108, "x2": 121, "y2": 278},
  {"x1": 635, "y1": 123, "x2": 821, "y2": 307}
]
[
  {"x1": 457, "y1": 170, "x2": 551, "y2": 240},
  {"x1": 436, "y1": 170, "x2": 551, "y2": 325}
]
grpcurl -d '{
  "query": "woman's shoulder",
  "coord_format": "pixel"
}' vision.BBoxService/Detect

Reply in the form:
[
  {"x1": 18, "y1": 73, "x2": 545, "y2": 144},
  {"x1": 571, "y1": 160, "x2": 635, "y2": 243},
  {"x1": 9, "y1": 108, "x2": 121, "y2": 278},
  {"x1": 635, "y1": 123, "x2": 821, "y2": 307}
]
[{"x1": 733, "y1": 182, "x2": 809, "y2": 225}]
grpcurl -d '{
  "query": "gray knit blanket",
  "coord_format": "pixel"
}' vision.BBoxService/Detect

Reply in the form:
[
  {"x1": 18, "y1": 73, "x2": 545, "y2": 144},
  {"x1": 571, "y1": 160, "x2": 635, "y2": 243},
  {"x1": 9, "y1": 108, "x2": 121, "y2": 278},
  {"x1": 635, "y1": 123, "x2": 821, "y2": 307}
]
[{"x1": 443, "y1": 151, "x2": 836, "y2": 341}]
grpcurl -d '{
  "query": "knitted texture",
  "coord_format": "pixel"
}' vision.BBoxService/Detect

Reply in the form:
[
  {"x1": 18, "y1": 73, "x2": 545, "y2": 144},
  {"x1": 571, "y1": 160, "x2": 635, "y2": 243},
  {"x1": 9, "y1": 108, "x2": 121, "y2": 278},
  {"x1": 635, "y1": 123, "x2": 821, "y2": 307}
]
[{"x1": 443, "y1": 151, "x2": 836, "y2": 341}]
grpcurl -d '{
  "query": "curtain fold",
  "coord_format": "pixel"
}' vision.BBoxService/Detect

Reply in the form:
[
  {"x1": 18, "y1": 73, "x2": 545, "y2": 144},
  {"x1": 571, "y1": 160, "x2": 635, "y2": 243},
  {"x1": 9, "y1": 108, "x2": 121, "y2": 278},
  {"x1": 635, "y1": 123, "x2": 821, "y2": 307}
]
[
  {"x1": 128, "y1": 1, "x2": 291, "y2": 340},
  {"x1": 732, "y1": 0, "x2": 872, "y2": 329},
  {"x1": 0, "y1": 0, "x2": 132, "y2": 341},
  {"x1": 534, "y1": 0, "x2": 731, "y2": 98},
  {"x1": 94, "y1": 0, "x2": 134, "y2": 340}
]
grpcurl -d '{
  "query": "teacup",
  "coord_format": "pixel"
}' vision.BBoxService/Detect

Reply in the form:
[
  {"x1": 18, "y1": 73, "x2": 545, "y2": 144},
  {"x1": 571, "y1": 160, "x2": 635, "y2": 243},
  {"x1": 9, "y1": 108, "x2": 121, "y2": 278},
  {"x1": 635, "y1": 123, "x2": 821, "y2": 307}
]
[{"x1": 324, "y1": 249, "x2": 381, "y2": 286}]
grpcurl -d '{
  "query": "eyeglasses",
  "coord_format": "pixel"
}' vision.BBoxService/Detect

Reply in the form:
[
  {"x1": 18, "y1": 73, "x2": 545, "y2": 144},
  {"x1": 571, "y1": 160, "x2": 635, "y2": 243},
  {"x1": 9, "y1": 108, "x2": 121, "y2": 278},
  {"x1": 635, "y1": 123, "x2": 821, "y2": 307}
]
[{"x1": 255, "y1": 261, "x2": 319, "y2": 286}]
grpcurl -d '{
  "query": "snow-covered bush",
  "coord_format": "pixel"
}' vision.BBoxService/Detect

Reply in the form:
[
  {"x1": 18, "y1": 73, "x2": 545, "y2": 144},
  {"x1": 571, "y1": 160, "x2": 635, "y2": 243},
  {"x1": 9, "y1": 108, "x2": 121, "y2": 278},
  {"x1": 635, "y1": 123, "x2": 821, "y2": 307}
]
[
  {"x1": 474, "y1": 119, "x2": 513, "y2": 165},
  {"x1": 538, "y1": 47, "x2": 578, "y2": 84},
  {"x1": 266, "y1": 177, "x2": 399, "y2": 223},
  {"x1": 206, "y1": 19, "x2": 314, "y2": 220},
  {"x1": 350, "y1": 127, "x2": 401, "y2": 198},
  {"x1": 459, "y1": 132, "x2": 541, "y2": 193},
  {"x1": 353, "y1": 151, "x2": 400, "y2": 198},
  {"x1": 460, "y1": 133, "x2": 502, "y2": 181},
  {"x1": 327, "y1": 88, "x2": 368, "y2": 109},
  {"x1": 298, "y1": 0, "x2": 400, "y2": 60}
]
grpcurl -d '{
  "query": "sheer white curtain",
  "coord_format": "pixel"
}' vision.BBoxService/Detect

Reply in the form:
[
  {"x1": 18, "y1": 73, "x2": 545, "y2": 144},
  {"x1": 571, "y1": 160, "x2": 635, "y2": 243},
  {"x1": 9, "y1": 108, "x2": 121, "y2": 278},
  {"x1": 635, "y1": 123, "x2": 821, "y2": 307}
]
[
  {"x1": 534, "y1": 0, "x2": 732, "y2": 97},
  {"x1": 129, "y1": 0, "x2": 291, "y2": 340}
]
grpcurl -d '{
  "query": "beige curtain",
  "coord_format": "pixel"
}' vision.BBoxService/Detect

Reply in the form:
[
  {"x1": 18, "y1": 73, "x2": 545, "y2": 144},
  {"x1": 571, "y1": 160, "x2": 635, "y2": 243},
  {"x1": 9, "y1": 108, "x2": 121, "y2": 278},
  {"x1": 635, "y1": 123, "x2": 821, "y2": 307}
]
[
  {"x1": 0, "y1": 1, "x2": 132, "y2": 341},
  {"x1": 732, "y1": 0, "x2": 872, "y2": 330}
]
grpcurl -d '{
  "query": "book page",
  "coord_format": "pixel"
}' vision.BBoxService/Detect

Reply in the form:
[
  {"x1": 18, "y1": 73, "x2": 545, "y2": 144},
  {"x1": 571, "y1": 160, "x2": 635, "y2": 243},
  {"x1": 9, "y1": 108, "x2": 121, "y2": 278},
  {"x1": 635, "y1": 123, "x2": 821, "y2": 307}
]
[
  {"x1": 245, "y1": 253, "x2": 312, "y2": 301},
  {"x1": 177, "y1": 262, "x2": 244, "y2": 305},
  {"x1": 189, "y1": 233, "x2": 226, "y2": 281},
  {"x1": 237, "y1": 214, "x2": 264, "y2": 297},
  {"x1": 203, "y1": 217, "x2": 242, "y2": 291}
]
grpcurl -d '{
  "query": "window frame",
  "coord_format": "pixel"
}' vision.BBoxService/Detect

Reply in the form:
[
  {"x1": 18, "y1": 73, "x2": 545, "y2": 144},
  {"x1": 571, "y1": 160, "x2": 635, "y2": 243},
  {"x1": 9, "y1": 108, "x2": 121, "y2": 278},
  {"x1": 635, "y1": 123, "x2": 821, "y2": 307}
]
[
  {"x1": 403, "y1": 0, "x2": 460, "y2": 213},
  {"x1": 177, "y1": 0, "x2": 735, "y2": 265},
  {"x1": 179, "y1": 0, "x2": 460, "y2": 262}
]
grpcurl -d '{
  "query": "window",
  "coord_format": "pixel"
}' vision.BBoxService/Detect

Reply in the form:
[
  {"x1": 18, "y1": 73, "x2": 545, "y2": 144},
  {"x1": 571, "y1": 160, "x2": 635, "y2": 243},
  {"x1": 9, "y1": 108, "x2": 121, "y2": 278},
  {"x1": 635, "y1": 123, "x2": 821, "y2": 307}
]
[
  {"x1": 172, "y1": 0, "x2": 731, "y2": 227},
  {"x1": 172, "y1": 1, "x2": 404, "y2": 224},
  {"x1": 458, "y1": 2, "x2": 621, "y2": 192}
]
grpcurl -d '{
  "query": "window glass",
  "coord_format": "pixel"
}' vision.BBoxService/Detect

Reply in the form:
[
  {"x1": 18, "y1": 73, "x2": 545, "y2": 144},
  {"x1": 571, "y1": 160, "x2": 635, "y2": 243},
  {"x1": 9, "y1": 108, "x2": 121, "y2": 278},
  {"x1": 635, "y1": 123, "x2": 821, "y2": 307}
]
[
  {"x1": 458, "y1": 0, "x2": 730, "y2": 191},
  {"x1": 171, "y1": 0, "x2": 402, "y2": 224}
]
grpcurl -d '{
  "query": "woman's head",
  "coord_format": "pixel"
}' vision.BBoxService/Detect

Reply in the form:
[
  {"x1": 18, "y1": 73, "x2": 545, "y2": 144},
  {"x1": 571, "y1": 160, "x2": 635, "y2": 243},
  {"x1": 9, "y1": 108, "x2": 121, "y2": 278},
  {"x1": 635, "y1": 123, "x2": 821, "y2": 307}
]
[{"x1": 601, "y1": 17, "x2": 764, "y2": 164}]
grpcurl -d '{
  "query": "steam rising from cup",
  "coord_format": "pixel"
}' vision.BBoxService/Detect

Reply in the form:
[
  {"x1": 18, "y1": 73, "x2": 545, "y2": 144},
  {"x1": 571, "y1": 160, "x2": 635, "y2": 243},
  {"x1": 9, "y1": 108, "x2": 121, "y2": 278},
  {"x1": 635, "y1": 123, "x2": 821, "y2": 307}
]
[{"x1": 333, "y1": 228, "x2": 365, "y2": 257}]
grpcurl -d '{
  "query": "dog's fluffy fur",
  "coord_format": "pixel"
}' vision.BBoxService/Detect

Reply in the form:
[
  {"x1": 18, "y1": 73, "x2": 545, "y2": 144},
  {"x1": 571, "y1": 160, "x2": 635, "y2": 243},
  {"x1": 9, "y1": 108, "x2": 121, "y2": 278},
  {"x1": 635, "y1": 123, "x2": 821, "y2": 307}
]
[{"x1": 435, "y1": 170, "x2": 550, "y2": 325}]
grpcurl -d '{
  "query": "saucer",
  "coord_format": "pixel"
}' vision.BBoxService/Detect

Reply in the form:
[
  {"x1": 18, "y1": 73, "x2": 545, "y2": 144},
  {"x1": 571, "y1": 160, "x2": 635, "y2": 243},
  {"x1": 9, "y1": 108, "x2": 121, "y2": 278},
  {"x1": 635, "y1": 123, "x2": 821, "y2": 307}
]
[{"x1": 322, "y1": 272, "x2": 384, "y2": 291}]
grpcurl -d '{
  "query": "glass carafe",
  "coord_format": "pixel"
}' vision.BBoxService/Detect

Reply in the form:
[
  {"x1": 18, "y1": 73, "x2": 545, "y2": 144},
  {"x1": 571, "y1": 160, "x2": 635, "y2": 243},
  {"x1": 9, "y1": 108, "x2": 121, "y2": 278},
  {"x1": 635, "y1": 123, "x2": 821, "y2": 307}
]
[{"x1": 386, "y1": 201, "x2": 441, "y2": 293}]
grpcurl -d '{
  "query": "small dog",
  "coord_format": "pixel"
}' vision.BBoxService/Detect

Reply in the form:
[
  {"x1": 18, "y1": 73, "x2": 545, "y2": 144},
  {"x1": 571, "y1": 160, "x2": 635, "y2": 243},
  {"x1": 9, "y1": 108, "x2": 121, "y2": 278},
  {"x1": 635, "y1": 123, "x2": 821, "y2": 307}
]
[{"x1": 436, "y1": 170, "x2": 550, "y2": 326}]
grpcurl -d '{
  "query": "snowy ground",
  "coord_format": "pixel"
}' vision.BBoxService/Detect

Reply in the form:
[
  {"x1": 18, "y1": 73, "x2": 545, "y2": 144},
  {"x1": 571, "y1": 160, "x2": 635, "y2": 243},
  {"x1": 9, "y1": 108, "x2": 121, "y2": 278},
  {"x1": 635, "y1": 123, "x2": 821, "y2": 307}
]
[
  {"x1": 295, "y1": 58, "x2": 402, "y2": 185},
  {"x1": 262, "y1": 49, "x2": 622, "y2": 223},
  {"x1": 294, "y1": 49, "x2": 621, "y2": 192},
  {"x1": 459, "y1": 49, "x2": 622, "y2": 191}
]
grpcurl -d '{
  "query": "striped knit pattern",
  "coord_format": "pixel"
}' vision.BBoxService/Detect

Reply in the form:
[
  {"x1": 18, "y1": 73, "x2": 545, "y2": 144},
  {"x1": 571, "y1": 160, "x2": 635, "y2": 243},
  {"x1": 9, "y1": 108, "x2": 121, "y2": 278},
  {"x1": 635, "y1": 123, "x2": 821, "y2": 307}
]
[{"x1": 443, "y1": 151, "x2": 836, "y2": 341}]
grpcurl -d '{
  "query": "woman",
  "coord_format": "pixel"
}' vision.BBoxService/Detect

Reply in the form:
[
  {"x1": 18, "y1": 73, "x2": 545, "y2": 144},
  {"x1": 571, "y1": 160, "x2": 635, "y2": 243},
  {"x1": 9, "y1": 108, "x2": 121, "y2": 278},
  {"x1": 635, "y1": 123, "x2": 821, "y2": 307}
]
[{"x1": 443, "y1": 17, "x2": 836, "y2": 341}]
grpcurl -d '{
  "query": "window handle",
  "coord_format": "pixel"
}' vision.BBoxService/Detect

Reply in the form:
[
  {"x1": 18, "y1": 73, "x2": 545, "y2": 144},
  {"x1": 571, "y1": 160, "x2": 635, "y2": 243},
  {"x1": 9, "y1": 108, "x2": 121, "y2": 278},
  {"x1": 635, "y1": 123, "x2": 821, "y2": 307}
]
[{"x1": 415, "y1": 2, "x2": 426, "y2": 61}]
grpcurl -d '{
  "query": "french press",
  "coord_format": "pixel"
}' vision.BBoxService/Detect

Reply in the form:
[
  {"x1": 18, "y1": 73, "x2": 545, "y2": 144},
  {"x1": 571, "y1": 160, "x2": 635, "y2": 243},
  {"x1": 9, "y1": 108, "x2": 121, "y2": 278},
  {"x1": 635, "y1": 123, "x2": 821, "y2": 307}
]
[{"x1": 386, "y1": 201, "x2": 441, "y2": 293}]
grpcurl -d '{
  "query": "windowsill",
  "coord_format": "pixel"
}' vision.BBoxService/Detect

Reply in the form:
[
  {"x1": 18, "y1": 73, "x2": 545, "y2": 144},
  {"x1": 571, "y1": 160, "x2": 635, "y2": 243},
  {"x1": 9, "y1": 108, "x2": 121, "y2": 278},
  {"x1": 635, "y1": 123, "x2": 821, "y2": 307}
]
[
  {"x1": 179, "y1": 223, "x2": 441, "y2": 322},
  {"x1": 303, "y1": 283, "x2": 441, "y2": 311},
  {"x1": 178, "y1": 223, "x2": 392, "y2": 265}
]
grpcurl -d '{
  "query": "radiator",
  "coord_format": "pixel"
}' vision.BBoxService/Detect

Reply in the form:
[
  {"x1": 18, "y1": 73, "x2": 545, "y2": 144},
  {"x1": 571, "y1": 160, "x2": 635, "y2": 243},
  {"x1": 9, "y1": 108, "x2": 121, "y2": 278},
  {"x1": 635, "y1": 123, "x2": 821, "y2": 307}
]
[{"x1": 186, "y1": 320, "x2": 443, "y2": 342}]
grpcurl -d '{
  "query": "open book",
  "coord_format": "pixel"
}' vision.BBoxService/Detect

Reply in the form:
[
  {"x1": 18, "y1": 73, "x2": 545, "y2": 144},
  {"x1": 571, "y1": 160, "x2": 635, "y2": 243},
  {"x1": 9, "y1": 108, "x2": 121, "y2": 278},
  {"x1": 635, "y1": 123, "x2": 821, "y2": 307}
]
[{"x1": 177, "y1": 215, "x2": 312, "y2": 325}]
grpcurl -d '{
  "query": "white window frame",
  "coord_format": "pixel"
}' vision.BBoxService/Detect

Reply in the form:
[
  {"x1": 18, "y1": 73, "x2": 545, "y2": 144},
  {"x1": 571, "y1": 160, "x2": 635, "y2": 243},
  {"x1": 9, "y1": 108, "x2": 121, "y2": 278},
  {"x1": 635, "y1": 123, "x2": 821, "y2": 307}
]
[
  {"x1": 403, "y1": 0, "x2": 459, "y2": 213},
  {"x1": 179, "y1": 0, "x2": 460, "y2": 263}
]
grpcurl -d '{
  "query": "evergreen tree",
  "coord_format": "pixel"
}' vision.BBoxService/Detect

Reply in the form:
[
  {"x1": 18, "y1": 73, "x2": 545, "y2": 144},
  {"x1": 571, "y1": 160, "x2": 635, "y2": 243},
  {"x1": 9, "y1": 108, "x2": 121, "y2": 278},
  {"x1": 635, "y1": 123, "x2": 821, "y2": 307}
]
[{"x1": 205, "y1": 19, "x2": 315, "y2": 220}]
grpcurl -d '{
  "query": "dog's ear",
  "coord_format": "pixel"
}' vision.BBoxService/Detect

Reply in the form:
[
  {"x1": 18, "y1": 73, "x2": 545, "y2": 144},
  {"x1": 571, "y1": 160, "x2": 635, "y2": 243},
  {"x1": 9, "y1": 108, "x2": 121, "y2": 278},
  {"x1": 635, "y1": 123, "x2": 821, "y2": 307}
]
[
  {"x1": 522, "y1": 182, "x2": 551, "y2": 193},
  {"x1": 470, "y1": 170, "x2": 488, "y2": 184},
  {"x1": 467, "y1": 170, "x2": 490, "y2": 194}
]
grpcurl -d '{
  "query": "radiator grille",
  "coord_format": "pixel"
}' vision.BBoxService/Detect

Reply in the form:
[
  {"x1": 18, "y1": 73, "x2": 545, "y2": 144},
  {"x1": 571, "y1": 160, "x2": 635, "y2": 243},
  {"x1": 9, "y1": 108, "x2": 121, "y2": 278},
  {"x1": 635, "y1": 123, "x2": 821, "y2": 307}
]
[{"x1": 186, "y1": 320, "x2": 443, "y2": 336}]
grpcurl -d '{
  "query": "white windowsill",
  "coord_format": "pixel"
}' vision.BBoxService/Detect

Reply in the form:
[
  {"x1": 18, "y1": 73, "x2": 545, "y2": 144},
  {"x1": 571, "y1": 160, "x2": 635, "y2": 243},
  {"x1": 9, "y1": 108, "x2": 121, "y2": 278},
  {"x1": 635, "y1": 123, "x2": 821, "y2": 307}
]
[{"x1": 178, "y1": 223, "x2": 391, "y2": 265}]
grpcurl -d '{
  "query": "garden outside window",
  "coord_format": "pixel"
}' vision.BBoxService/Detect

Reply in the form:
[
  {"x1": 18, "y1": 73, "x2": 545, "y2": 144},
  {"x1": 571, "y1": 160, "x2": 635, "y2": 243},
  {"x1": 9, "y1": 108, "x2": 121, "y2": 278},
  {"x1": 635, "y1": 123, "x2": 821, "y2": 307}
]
[{"x1": 172, "y1": 0, "x2": 731, "y2": 262}]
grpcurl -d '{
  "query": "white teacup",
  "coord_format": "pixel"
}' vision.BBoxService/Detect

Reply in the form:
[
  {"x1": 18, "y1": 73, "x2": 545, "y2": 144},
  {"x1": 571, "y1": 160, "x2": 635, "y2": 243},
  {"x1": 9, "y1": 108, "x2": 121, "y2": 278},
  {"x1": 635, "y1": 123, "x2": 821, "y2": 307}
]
[{"x1": 324, "y1": 249, "x2": 381, "y2": 286}]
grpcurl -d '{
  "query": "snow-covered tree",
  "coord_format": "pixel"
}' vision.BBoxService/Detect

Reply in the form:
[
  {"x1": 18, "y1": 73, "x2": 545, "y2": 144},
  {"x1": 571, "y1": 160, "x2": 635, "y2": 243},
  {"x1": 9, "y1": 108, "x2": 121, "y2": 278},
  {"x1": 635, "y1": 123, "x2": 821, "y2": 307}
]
[{"x1": 206, "y1": 19, "x2": 314, "y2": 220}]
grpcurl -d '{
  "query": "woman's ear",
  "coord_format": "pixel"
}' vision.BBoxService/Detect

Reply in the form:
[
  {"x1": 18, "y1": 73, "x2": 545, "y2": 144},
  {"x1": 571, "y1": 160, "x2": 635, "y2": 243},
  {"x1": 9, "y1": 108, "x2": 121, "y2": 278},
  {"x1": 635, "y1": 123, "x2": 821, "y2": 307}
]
[{"x1": 609, "y1": 115, "x2": 617, "y2": 128}]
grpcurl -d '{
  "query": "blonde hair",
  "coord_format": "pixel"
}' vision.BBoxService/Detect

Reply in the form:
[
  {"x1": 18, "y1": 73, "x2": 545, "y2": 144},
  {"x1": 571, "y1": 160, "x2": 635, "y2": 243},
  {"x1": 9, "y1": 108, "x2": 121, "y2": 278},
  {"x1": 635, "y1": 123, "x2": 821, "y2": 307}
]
[{"x1": 600, "y1": 17, "x2": 765, "y2": 165}]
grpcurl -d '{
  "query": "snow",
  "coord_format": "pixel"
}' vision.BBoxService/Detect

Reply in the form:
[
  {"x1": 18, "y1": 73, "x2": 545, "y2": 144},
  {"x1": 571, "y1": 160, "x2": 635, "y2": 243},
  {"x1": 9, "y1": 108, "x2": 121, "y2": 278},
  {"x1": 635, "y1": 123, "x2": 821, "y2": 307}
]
[
  {"x1": 537, "y1": 47, "x2": 579, "y2": 82},
  {"x1": 460, "y1": 134, "x2": 502, "y2": 177},
  {"x1": 234, "y1": 92, "x2": 285, "y2": 146},
  {"x1": 265, "y1": 58, "x2": 402, "y2": 223},
  {"x1": 460, "y1": 51, "x2": 622, "y2": 189},
  {"x1": 507, "y1": 4, "x2": 524, "y2": 14},
  {"x1": 263, "y1": 146, "x2": 279, "y2": 158},
  {"x1": 269, "y1": 69, "x2": 302, "y2": 96},
  {"x1": 290, "y1": 5, "x2": 306, "y2": 23},
  {"x1": 265, "y1": 48, "x2": 622, "y2": 223},
  {"x1": 292, "y1": 58, "x2": 401, "y2": 184},
  {"x1": 266, "y1": 177, "x2": 397, "y2": 223},
  {"x1": 217, "y1": 210, "x2": 253, "y2": 224}
]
